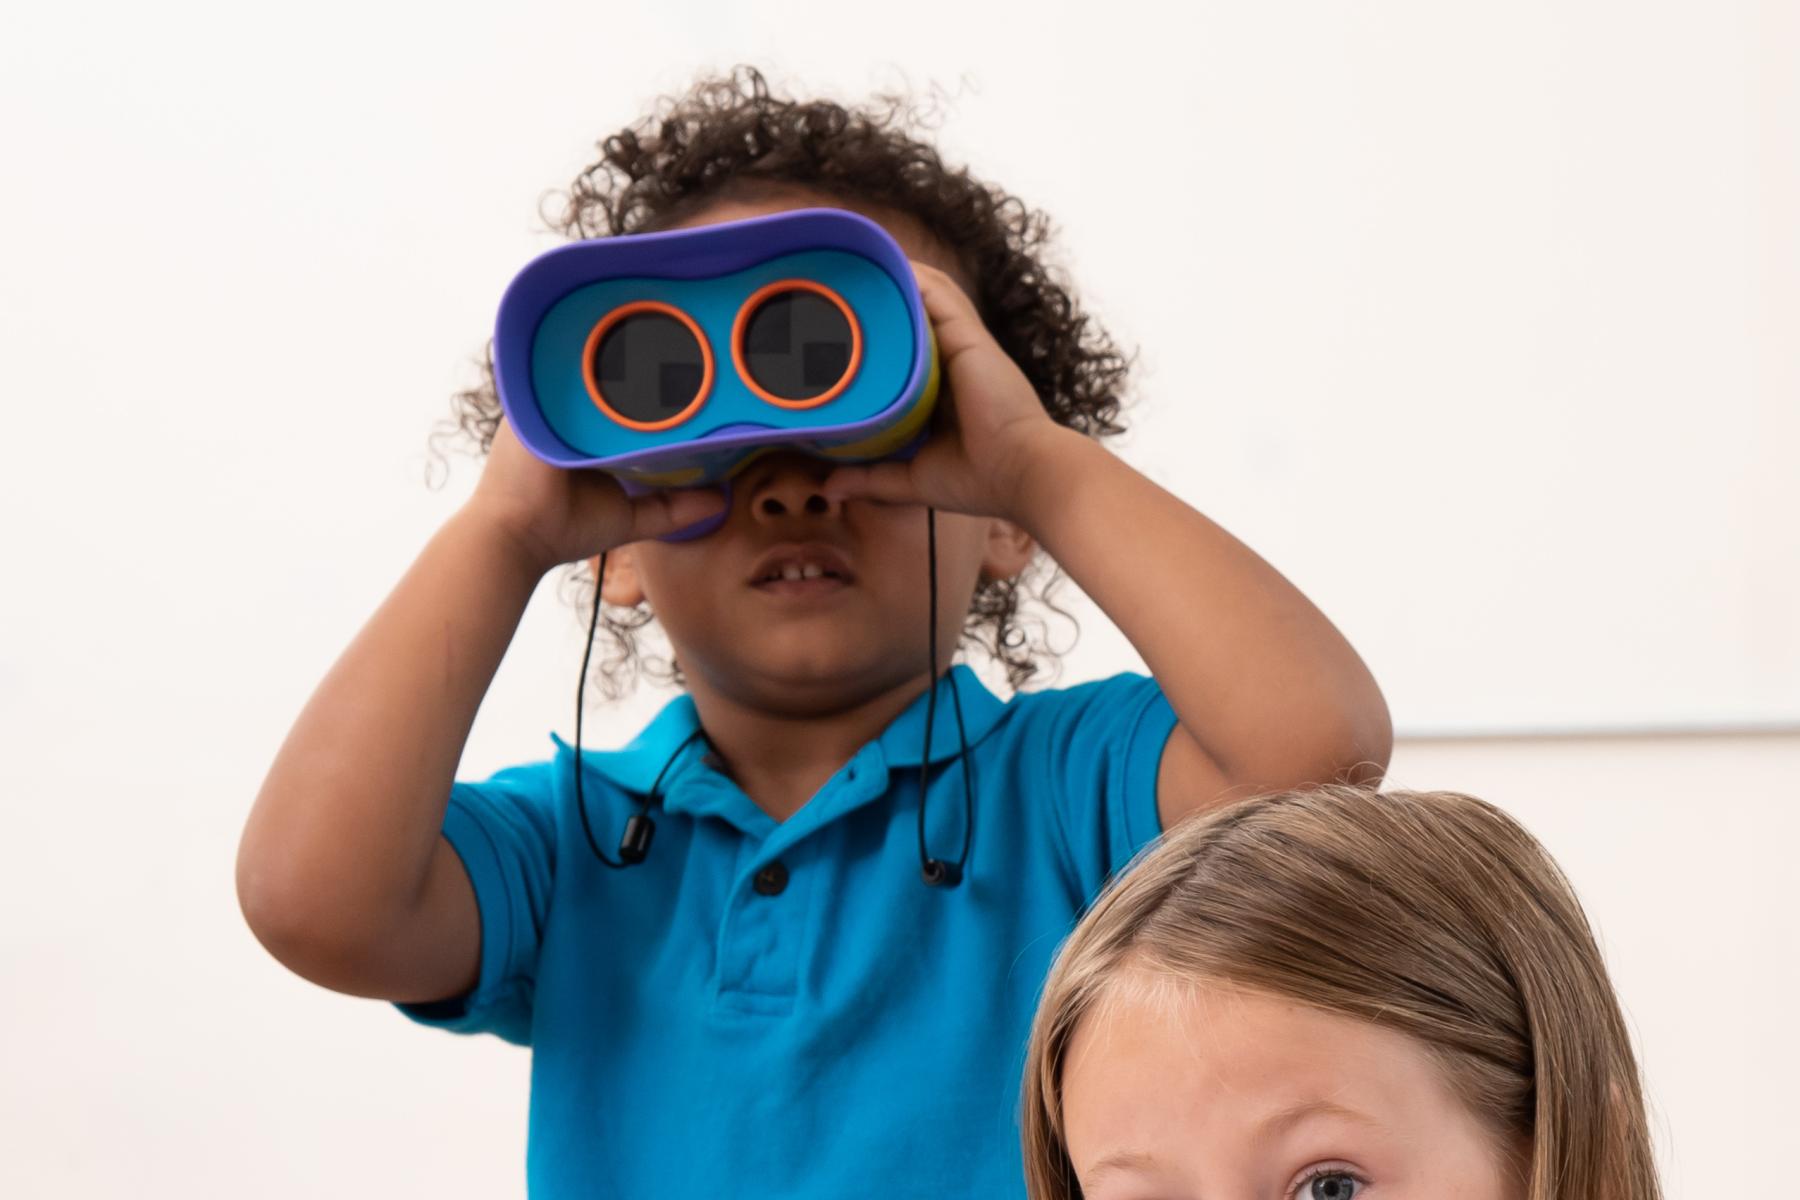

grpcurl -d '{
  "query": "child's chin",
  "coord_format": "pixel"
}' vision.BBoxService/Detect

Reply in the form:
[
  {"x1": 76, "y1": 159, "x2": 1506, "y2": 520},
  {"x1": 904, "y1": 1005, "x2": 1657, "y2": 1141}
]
[{"x1": 737, "y1": 644, "x2": 898, "y2": 696}]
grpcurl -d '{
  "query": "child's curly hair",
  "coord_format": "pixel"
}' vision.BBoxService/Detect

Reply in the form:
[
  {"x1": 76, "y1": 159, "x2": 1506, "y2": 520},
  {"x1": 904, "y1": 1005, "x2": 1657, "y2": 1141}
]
[{"x1": 435, "y1": 65, "x2": 1135, "y2": 699}]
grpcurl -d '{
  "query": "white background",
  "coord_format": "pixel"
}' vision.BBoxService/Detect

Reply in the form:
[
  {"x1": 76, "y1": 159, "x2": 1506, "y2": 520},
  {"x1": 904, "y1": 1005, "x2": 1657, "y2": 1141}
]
[{"x1": 2, "y1": 0, "x2": 1794, "y2": 1195}]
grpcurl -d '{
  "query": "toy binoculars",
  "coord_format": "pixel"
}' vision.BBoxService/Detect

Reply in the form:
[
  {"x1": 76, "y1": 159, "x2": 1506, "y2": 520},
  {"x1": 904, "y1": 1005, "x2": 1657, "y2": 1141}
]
[{"x1": 493, "y1": 207, "x2": 940, "y2": 539}]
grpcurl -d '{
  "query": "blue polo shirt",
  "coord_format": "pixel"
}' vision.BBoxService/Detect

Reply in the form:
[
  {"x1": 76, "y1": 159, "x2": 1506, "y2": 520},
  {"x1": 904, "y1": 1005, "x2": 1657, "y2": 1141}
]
[{"x1": 401, "y1": 665, "x2": 1177, "y2": 1197}]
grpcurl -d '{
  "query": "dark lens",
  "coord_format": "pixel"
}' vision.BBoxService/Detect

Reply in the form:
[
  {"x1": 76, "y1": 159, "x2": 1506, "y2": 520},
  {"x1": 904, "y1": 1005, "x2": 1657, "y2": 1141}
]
[
  {"x1": 591, "y1": 311, "x2": 706, "y2": 424},
  {"x1": 742, "y1": 290, "x2": 854, "y2": 402}
]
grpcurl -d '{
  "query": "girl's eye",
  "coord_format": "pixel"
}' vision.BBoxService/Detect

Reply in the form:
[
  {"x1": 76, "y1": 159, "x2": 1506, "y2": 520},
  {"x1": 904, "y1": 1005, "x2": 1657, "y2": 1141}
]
[{"x1": 1303, "y1": 1172, "x2": 1363, "y2": 1200}]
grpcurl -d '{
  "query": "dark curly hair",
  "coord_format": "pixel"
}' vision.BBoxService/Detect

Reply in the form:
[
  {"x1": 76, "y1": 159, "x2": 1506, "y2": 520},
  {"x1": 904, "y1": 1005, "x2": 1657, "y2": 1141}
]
[{"x1": 434, "y1": 65, "x2": 1135, "y2": 699}]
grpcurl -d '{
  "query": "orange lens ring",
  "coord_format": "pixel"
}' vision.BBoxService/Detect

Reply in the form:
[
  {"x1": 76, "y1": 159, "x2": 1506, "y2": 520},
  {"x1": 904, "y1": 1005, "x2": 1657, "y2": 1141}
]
[
  {"x1": 731, "y1": 279, "x2": 863, "y2": 410},
  {"x1": 581, "y1": 300, "x2": 715, "y2": 432}
]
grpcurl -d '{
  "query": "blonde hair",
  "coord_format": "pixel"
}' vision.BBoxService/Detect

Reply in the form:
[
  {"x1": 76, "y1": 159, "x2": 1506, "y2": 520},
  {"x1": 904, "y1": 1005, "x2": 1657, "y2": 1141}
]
[{"x1": 1022, "y1": 785, "x2": 1660, "y2": 1200}]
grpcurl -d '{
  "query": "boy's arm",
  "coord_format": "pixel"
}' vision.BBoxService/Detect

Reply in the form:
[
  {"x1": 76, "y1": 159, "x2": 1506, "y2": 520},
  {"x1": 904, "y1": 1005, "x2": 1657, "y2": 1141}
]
[
  {"x1": 822, "y1": 262, "x2": 1392, "y2": 828},
  {"x1": 1014, "y1": 429, "x2": 1392, "y2": 827},
  {"x1": 237, "y1": 510, "x2": 539, "y2": 1002},
  {"x1": 237, "y1": 423, "x2": 725, "y2": 1002}
]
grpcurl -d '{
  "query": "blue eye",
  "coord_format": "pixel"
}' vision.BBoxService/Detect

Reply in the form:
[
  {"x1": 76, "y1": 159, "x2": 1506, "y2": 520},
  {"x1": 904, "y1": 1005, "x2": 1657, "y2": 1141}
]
[{"x1": 1308, "y1": 1173, "x2": 1361, "y2": 1200}]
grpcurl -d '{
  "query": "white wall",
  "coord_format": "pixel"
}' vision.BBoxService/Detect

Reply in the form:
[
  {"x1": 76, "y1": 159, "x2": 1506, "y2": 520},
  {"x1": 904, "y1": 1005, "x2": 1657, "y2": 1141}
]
[{"x1": 3, "y1": 1, "x2": 1794, "y2": 1195}]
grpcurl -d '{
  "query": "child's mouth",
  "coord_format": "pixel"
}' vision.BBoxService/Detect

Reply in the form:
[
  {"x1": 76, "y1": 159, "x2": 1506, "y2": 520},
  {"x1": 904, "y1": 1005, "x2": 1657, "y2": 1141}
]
[
  {"x1": 748, "y1": 544, "x2": 856, "y2": 596},
  {"x1": 752, "y1": 573, "x2": 851, "y2": 598}
]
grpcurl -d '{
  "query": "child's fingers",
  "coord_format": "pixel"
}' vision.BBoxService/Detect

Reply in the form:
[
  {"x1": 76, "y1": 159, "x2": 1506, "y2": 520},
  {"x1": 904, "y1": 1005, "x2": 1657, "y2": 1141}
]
[
  {"x1": 821, "y1": 461, "x2": 923, "y2": 507},
  {"x1": 623, "y1": 486, "x2": 729, "y2": 542},
  {"x1": 909, "y1": 262, "x2": 989, "y2": 359}
]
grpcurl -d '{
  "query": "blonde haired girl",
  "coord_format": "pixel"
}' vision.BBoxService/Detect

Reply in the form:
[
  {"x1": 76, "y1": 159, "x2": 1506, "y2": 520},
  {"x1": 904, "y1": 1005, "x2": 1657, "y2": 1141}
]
[{"x1": 1023, "y1": 786, "x2": 1659, "y2": 1199}]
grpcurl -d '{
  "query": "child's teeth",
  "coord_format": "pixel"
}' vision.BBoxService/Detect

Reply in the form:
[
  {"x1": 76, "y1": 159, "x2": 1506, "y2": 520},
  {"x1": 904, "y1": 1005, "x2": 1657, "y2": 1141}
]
[
  {"x1": 801, "y1": 564, "x2": 823, "y2": 580},
  {"x1": 781, "y1": 564, "x2": 803, "y2": 581}
]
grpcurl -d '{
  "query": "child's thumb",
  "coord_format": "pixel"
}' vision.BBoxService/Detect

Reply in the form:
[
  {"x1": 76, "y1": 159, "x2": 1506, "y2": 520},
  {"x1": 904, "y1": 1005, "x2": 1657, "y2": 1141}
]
[{"x1": 628, "y1": 485, "x2": 729, "y2": 540}]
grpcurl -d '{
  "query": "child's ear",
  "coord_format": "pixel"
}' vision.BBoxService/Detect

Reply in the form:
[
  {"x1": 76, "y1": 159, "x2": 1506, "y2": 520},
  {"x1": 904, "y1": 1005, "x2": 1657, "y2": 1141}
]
[
  {"x1": 598, "y1": 547, "x2": 647, "y2": 607},
  {"x1": 979, "y1": 518, "x2": 1037, "y2": 583}
]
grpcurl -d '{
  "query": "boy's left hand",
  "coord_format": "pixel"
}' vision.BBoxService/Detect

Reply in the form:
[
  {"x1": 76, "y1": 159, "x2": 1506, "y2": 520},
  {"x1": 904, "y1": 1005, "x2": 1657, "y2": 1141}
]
[{"x1": 820, "y1": 262, "x2": 1076, "y2": 521}]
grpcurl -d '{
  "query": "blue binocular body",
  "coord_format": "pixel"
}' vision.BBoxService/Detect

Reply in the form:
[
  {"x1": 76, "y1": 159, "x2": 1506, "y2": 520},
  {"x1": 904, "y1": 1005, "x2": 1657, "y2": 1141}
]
[{"x1": 493, "y1": 208, "x2": 940, "y2": 524}]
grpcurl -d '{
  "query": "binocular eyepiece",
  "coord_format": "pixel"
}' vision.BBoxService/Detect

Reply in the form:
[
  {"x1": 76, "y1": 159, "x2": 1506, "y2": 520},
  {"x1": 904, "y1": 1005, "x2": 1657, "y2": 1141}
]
[{"x1": 583, "y1": 278, "x2": 863, "y2": 431}]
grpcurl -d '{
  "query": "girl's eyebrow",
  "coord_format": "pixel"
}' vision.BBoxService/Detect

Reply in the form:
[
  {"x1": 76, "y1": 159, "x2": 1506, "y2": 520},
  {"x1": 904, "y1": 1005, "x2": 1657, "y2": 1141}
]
[
  {"x1": 1081, "y1": 1147, "x2": 1162, "y2": 1187},
  {"x1": 1079, "y1": 1102, "x2": 1383, "y2": 1182},
  {"x1": 1258, "y1": 1098, "x2": 1383, "y2": 1139}
]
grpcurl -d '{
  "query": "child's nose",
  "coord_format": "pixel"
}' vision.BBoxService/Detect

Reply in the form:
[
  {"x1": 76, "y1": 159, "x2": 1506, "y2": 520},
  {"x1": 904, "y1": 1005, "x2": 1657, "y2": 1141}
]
[{"x1": 747, "y1": 458, "x2": 843, "y2": 522}]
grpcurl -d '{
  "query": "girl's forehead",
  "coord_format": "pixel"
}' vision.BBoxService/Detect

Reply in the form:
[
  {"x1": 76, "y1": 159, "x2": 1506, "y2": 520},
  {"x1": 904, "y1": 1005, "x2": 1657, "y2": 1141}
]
[
  {"x1": 667, "y1": 185, "x2": 975, "y2": 294},
  {"x1": 1064, "y1": 973, "x2": 1467, "y2": 1148}
]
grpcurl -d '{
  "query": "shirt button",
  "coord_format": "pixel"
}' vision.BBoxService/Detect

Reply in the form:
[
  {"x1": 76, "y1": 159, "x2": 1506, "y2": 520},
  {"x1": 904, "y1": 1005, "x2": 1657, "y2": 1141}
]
[{"x1": 752, "y1": 862, "x2": 789, "y2": 896}]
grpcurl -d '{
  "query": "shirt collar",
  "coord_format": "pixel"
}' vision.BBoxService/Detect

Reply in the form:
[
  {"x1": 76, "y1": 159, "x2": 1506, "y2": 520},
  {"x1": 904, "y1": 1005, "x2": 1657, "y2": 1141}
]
[
  {"x1": 875, "y1": 664, "x2": 1009, "y2": 768},
  {"x1": 552, "y1": 664, "x2": 1009, "y2": 794},
  {"x1": 550, "y1": 691, "x2": 708, "y2": 797}
]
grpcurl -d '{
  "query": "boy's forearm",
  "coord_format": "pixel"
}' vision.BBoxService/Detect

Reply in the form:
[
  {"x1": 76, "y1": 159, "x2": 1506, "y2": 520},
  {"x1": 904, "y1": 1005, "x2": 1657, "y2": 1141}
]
[
  {"x1": 1016, "y1": 429, "x2": 1392, "y2": 788},
  {"x1": 238, "y1": 505, "x2": 546, "y2": 960}
]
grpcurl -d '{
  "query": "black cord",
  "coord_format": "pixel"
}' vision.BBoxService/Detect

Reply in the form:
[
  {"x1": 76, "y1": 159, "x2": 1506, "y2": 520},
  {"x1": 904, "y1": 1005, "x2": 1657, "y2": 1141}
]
[
  {"x1": 574, "y1": 551, "x2": 707, "y2": 869},
  {"x1": 919, "y1": 507, "x2": 975, "y2": 887}
]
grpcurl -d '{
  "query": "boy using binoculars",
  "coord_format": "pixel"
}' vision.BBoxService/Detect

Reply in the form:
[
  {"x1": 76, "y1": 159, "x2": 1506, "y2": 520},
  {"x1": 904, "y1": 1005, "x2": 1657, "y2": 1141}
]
[{"x1": 238, "y1": 66, "x2": 1391, "y2": 1198}]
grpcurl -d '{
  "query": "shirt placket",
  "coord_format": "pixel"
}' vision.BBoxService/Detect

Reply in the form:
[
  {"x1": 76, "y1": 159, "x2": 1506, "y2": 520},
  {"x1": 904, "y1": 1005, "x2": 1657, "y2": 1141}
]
[{"x1": 712, "y1": 745, "x2": 889, "y2": 1013}]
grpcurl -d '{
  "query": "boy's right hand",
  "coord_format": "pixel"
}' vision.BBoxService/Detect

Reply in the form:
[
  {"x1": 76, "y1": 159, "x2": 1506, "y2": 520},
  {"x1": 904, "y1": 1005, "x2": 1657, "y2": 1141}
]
[{"x1": 465, "y1": 419, "x2": 727, "y2": 574}]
